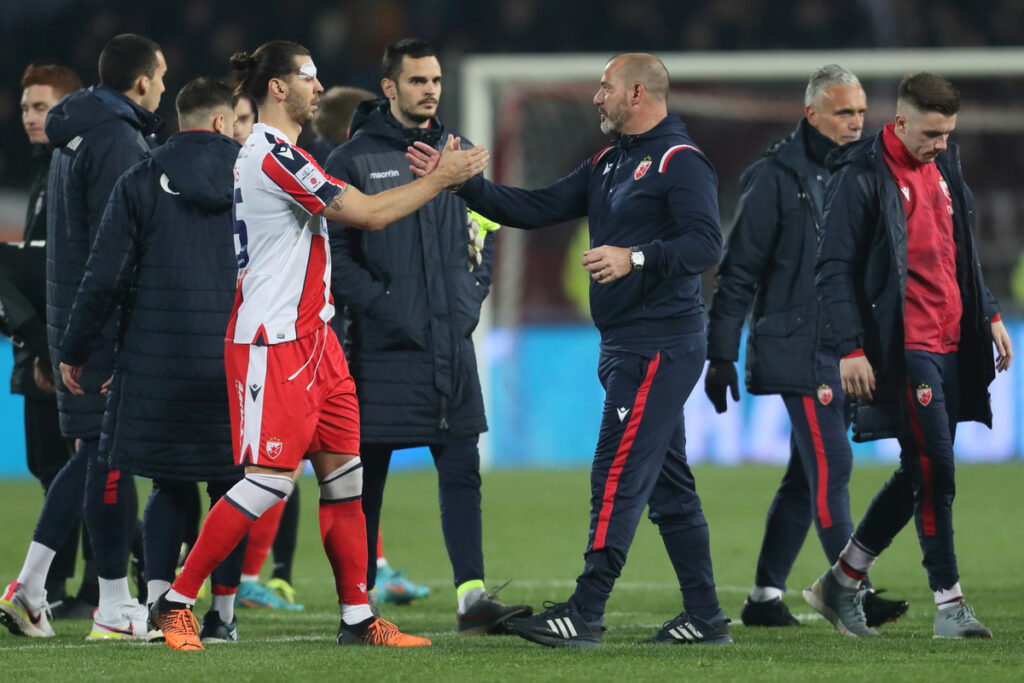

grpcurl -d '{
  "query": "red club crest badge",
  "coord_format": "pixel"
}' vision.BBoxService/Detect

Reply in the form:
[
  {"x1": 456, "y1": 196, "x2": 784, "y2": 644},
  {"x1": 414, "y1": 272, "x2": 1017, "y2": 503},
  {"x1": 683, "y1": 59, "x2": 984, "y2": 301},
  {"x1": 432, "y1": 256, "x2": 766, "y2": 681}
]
[
  {"x1": 916, "y1": 384, "x2": 932, "y2": 407},
  {"x1": 634, "y1": 156, "x2": 652, "y2": 181},
  {"x1": 266, "y1": 438, "x2": 284, "y2": 459},
  {"x1": 817, "y1": 384, "x2": 833, "y2": 406},
  {"x1": 938, "y1": 175, "x2": 951, "y2": 201}
]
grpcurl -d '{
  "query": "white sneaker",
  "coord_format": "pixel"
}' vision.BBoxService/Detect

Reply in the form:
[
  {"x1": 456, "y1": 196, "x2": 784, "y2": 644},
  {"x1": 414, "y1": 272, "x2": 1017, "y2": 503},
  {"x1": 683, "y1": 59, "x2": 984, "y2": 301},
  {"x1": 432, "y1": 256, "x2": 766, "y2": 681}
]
[
  {"x1": 87, "y1": 599, "x2": 150, "y2": 641},
  {"x1": 0, "y1": 581, "x2": 55, "y2": 637}
]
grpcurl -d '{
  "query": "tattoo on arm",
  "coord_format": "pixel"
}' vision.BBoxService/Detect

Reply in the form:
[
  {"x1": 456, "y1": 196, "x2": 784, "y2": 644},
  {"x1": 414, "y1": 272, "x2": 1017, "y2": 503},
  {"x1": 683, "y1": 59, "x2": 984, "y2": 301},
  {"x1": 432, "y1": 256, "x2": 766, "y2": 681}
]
[{"x1": 325, "y1": 185, "x2": 349, "y2": 213}]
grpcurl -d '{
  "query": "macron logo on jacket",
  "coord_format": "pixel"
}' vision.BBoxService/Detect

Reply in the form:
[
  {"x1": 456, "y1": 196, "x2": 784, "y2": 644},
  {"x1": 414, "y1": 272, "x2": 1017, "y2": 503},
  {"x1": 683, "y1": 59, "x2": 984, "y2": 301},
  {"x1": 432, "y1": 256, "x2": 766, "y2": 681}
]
[{"x1": 370, "y1": 169, "x2": 401, "y2": 180}]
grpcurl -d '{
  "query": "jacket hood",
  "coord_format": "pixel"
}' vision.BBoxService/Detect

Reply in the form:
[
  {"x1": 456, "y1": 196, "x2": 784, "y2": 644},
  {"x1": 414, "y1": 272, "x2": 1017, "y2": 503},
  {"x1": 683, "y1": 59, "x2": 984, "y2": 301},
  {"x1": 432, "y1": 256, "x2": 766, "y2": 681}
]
[
  {"x1": 150, "y1": 131, "x2": 240, "y2": 211},
  {"x1": 615, "y1": 114, "x2": 691, "y2": 147},
  {"x1": 45, "y1": 85, "x2": 162, "y2": 146},
  {"x1": 349, "y1": 98, "x2": 447, "y2": 147}
]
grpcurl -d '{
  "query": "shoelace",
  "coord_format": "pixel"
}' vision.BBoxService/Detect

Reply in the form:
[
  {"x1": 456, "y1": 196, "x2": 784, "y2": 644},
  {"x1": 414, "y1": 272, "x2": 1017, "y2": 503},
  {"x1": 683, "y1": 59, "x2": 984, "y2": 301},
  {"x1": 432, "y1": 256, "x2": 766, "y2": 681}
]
[
  {"x1": 851, "y1": 588, "x2": 871, "y2": 622},
  {"x1": 539, "y1": 600, "x2": 572, "y2": 616},
  {"x1": 364, "y1": 618, "x2": 401, "y2": 645},
  {"x1": 479, "y1": 579, "x2": 513, "y2": 603},
  {"x1": 167, "y1": 609, "x2": 199, "y2": 636},
  {"x1": 950, "y1": 603, "x2": 976, "y2": 626}
]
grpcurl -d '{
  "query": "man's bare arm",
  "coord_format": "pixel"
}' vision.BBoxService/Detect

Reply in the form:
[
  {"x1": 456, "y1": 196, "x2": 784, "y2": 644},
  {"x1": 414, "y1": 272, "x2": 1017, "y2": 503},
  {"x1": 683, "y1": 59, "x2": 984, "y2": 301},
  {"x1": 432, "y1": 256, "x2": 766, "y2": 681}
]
[{"x1": 321, "y1": 135, "x2": 488, "y2": 231}]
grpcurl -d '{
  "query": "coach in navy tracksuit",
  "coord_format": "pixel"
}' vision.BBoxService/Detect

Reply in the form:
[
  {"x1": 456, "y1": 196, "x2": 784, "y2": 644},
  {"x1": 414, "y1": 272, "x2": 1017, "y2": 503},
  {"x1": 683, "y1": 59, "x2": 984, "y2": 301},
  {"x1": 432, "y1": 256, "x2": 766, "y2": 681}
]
[
  {"x1": 705, "y1": 66, "x2": 907, "y2": 629},
  {"x1": 417, "y1": 53, "x2": 729, "y2": 647},
  {"x1": 809, "y1": 72, "x2": 1009, "y2": 639},
  {"x1": 59, "y1": 78, "x2": 246, "y2": 639}
]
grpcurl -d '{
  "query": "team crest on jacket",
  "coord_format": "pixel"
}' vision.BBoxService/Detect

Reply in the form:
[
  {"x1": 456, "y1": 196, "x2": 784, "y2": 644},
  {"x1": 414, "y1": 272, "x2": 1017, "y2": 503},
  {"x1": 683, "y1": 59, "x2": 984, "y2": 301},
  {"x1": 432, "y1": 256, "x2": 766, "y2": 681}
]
[
  {"x1": 266, "y1": 438, "x2": 284, "y2": 459},
  {"x1": 916, "y1": 384, "x2": 932, "y2": 407},
  {"x1": 938, "y1": 175, "x2": 951, "y2": 201},
  {"x1": 634, "y1": 156, "x2": 652, "y2": 181},
  {"x1": 817, "y1": 384, "x2": 833, "y2": 406}
]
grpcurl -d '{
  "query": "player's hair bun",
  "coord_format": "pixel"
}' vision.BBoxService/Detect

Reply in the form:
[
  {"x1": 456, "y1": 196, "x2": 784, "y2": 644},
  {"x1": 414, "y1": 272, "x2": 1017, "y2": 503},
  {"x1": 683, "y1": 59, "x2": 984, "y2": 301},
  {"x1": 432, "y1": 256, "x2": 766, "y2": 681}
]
[{"x1": 229, "y1": 51, "x2": 256, "y2": 72}]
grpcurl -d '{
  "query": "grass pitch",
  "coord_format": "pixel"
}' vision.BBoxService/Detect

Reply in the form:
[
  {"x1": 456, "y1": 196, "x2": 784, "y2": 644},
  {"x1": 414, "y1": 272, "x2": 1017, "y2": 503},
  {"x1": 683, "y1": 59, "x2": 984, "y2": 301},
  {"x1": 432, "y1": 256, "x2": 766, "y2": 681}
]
[{"x1": 1, "y1": 462, "x2": 1022, "y2": 681}]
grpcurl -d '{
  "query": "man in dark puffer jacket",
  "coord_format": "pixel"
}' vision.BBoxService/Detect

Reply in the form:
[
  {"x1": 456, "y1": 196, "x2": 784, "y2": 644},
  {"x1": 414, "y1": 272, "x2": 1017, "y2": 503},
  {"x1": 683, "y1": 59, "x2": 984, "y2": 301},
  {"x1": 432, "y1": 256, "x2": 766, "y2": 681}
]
[
  {"x1": 59, "y1": 78, "x2": 246, "y2": 643},
  {"x1": 704, "y1": 65, "x2": 906, "y2": 628},
  {"x1": 0, "y1": 34, "x2": 166, "y2": 641},
  {"x1": 325, "y1": 39, "x2": 527, "y2": 634}
]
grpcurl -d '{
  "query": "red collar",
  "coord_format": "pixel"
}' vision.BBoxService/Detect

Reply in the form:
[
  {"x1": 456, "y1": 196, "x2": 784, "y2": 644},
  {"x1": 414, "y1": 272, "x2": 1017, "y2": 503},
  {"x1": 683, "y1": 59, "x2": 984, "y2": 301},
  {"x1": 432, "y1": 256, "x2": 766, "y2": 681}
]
[{"x1": 882, "y1": 123, "x2": 925, "y2": 169}]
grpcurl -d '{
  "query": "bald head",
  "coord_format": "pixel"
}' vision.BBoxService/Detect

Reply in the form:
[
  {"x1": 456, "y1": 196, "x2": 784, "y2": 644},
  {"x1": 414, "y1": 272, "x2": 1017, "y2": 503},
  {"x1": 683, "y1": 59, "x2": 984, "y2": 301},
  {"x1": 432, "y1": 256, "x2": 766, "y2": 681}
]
[
  {"x1": 594, "y1": 53, "x2": 670, "y2": 136},
  {"x1": 612, "y1": 53, "x2": 670, "y2": 103}
]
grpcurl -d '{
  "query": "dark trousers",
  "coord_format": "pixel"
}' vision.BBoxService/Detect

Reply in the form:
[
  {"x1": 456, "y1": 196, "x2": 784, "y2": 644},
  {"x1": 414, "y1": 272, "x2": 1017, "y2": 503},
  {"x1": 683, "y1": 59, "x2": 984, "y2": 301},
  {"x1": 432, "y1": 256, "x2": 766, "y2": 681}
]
[
  {"x1": 572, "y1": 331, "x2": 718, "y2": 622},
  {"x1": 80, "y1": 439, "x2": 138, "y2": 581},
  {"x1": 145, "y1": 479, "x2": 245, "y2": 593},
  {"x1": 755, "y1": 350, "x2": 854, "y2": 591},
  {"x1": 854, "y1": 350, "x2": 959, "y2": 591},
  {"x1": 23, "y1": 397, "x2": 80, "y2": 585},
  {"x1": 362, "y1": 434, "x2": 484, "y2": 589}
]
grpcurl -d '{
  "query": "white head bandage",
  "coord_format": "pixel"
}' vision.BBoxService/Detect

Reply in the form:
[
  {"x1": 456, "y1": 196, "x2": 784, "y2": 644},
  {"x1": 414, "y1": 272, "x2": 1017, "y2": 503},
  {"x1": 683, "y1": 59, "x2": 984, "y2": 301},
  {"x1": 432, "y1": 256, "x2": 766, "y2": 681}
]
[{"x1": 298, "y1": 60, "x2": 318, "y2": 81}]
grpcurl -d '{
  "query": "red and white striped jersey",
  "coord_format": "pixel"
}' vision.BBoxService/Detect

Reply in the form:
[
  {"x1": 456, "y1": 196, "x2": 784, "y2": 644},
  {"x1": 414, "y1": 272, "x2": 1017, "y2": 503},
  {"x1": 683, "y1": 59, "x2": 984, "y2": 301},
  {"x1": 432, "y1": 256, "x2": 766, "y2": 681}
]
[{"x1": 227, "y1": 123, "x2": 345, "y2": 345}]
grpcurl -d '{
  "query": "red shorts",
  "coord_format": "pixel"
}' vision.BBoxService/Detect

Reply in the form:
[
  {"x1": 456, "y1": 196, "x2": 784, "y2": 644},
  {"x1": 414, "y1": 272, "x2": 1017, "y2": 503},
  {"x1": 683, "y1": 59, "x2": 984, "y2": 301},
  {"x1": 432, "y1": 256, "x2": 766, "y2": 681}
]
[{"x1": 225, "y1": 325, "x2": 359, "y2": 470}]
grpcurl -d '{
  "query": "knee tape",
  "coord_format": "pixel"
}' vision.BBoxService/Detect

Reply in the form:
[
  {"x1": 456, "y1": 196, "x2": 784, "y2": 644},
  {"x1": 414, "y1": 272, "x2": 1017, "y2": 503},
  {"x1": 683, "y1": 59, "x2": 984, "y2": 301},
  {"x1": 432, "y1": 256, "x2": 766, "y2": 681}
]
[
  {"x1": 225, "y1": 473, "x2": 294, "y2": 520},
  {"x1": 319, "y1": 458, "x2": 363, "y2": 503}
]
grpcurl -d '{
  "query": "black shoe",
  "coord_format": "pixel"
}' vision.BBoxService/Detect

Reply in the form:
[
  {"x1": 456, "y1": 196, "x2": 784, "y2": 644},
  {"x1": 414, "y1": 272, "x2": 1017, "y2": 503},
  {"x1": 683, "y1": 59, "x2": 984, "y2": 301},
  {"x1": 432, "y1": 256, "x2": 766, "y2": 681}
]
[
  {"x1": 456, "y1": 581, "x2": 532, "y2": 635},
  {"x1": 644, "y1": 609, "x2": 733, "y2": 644},
  {"x1": 199, "y1": 610, "x2": 239, "y2": 643},
  {"x1": 741, "y1": 597, "x2": 799, "y2": 627},
  {"x1": 49, "y1": 595, "x2": 97, "y2": 620},
  {"x1": 504, "y1": 601, "x2": 602, "y2": 648},
  {"x1": 863, "y1": 588, "x2": 908, "y2": 628}
]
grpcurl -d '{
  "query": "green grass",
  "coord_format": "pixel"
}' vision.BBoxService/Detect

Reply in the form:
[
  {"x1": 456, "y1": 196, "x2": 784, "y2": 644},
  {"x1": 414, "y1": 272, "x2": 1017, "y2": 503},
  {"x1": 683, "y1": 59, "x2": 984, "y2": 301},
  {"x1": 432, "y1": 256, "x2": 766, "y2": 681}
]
[{"x1": 1, "y1": 463, "x2": 1022, "y2": 681}]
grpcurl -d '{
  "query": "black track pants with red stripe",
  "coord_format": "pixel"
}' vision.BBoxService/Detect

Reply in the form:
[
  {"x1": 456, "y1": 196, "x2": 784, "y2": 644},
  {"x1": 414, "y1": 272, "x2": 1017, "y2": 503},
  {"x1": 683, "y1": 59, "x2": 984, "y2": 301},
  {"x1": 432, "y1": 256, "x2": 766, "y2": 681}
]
[
  {"x1": 571, "y1": 331, "x2": 717, "y2": 622},
  {"x1": 853, "y1": 350, "x2": 959, "y2": 591},
  {"x1": 754, "y1": 350, "x2": 855, "y2": 591}
]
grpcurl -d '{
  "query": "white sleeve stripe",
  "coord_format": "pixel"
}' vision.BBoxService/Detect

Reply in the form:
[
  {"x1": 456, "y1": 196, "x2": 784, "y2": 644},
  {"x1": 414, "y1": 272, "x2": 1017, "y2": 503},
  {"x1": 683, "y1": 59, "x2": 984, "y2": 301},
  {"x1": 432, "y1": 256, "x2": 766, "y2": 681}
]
[{"x1": 658, "y1": 144, "x2": 701, "y2": 173}]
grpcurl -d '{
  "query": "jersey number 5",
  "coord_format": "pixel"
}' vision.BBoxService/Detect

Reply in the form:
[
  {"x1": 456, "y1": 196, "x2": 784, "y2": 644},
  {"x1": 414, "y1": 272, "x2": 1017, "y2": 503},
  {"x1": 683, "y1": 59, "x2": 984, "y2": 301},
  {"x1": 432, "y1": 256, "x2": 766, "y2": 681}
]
[{"x1": 233, "y1": 188, "x2": 249, "y2": 269}]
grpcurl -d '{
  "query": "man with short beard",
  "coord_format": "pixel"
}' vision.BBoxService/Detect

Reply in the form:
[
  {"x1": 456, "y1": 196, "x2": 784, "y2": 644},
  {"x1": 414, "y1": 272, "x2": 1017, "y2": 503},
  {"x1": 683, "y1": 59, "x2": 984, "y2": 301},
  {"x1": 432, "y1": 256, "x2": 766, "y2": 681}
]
[
  {"x1": 325, "y1": 38, "x2": 527, "y2": 633},
  {"x1": 410, "y1": 52, "x2": 728, "y2": 647}
]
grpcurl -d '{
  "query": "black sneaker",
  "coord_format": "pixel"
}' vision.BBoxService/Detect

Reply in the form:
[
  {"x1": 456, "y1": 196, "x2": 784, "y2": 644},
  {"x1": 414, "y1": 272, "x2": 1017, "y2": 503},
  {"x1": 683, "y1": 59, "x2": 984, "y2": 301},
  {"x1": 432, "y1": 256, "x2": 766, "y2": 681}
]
[
  {"x1": 456, "y1": 581, "x2": 532, "y2": 635},
  {"x1": 49, "y1": 595, "x2": 97, "y2": 620},
  {"x1": 863, "y1": 588, "x2": 908, "y2": 628},
  {"x1": 741, "y1": 597, "x2": 799, "y2": 627},
  {"x1": 199, "y1": 610, "x2": 239, "y2": 643},
  {"x1": 644, "y1": 609, "x2": 733, "y2": 644},
  {"x1": 504, "y1": 601, "x2": 602, "y2": 648}
]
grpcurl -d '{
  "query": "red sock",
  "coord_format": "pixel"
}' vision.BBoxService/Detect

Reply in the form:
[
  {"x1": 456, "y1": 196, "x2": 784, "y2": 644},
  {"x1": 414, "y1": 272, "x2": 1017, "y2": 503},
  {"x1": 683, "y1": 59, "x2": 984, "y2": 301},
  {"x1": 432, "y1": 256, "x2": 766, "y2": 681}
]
[
  {"x1": 172, "y1": 498, "x2": 255, "y2": 599},
  {"x1": 376, "y1": 532, "x2": 385, "y2": 562},
  {"x1": 319, "y1": 500, "x2": 369, "y2": 605},
  {"x1": 242, "y1": 499, "x2": 286, "y2": 577}
]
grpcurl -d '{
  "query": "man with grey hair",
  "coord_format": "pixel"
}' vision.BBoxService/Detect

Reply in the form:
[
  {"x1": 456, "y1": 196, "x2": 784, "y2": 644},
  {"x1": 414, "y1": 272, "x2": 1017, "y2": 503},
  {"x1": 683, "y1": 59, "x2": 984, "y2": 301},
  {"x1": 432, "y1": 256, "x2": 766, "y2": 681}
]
[{"x1": 704, "y1": 64, "x2": 908, "y2": 628}]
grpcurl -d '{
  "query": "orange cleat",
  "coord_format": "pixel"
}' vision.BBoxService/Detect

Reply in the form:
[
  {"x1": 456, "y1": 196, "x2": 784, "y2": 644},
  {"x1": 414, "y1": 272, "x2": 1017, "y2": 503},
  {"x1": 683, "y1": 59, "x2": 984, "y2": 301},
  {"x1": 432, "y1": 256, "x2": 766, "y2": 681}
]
[
  {"x1": 337, "y1": 617, "x2": 431, "y2": 647},
  {"x1": 150, "y1": 592, "x2": 204, "y2": 651}
]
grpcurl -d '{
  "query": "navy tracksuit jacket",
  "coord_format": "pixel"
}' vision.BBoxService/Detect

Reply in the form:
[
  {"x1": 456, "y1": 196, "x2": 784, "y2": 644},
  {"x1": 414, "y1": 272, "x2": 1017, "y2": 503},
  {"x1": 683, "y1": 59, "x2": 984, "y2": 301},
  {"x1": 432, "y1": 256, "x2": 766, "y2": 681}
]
[{"x1": 458, "y1": 114, "x2": 723, "y2": 619}]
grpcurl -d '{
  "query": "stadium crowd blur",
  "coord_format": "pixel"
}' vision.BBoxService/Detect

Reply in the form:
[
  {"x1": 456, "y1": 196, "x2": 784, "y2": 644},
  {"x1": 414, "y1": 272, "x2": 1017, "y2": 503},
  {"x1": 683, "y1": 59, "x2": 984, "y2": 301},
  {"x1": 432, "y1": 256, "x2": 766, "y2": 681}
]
[{"x1": 3, "y1": 0, "x2": 1024, "y2": 314}]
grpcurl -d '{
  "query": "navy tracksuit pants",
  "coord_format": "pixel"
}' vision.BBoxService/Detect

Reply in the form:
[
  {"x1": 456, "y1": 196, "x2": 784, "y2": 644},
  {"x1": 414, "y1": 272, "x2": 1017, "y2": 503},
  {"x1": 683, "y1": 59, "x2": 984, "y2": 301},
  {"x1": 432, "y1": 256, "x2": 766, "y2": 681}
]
[
  {"x1": 854, "y1": 350, "x2": 959, "y2": 591},
  {"x1": 33, "y1": 438, "x2": 137, "y2": 581},
  {"x1": 754, "y1": 350, "x2": 855, "y2": 591},
  {"x1": 571, "y1": 330, "x2": 720, "y2": 623},
  {"x1": 361, "y1": 435, "x2": 484, "y2": 589}
]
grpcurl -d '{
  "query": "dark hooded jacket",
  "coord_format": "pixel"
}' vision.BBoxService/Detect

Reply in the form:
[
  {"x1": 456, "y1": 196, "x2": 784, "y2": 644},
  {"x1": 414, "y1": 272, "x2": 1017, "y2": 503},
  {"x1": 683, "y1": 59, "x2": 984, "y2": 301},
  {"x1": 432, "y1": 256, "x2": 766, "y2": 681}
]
[
  {"x1": 60, "y1": 131, "x2": 242, "y2": 481},
  {"x1": 816, "y1": 132, "x2": 998, "y2": 441},
  {"x1": 0, "y1": 143, "x2": 52, "y2": 398},
  {"x1": 324, "y1": 100, "x2": 494, "y2": 443},
  {"x1": 707, "y1": 119, "x2": 835, "y2": 395},
  {"x1": 45, "y1": 85, "x2": 161, "y2": 438}
]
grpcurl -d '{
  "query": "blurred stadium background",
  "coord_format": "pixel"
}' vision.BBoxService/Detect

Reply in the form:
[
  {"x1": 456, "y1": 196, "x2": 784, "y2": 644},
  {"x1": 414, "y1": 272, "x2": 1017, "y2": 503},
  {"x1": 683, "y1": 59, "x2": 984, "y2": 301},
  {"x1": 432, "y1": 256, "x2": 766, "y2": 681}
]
[{"x1": 3, "y1": 0, "x2": 1024, "y2": 477}]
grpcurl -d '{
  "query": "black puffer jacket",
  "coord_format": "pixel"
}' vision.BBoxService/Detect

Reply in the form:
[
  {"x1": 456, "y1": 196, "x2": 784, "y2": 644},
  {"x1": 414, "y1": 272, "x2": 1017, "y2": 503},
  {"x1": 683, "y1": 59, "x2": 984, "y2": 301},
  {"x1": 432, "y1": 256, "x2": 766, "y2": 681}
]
[
  {"x1": 325, "y1": 100, "x2": 494, "y2": 443},
  {"x1": 707, "y1": 119, "x2": 834, "y2": 395},
  {"x1": 45, "y1": 85, "x2": 160, "y2": 438},
  {"x1": 816, "y1": 132, "x2": 998, "y2": 441},
  {"x1": 60, "y1": 131, "x2": 242, "y2": 481}
]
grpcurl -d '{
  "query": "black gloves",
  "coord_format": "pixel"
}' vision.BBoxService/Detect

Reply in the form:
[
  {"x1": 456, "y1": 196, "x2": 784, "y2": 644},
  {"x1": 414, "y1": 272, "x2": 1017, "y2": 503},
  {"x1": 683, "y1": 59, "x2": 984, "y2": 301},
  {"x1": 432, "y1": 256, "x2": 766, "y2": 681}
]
[{"x1": 704, "y1": 360, "x2": 739, "y2": 414}]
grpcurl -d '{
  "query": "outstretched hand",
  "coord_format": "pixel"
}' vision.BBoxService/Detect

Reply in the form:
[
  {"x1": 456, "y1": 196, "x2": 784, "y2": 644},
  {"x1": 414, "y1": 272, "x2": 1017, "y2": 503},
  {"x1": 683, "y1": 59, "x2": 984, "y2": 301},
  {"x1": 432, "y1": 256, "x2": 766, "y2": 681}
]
[{"x1": 407, "y1": 134, "x2": 462, "y2": 178}]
